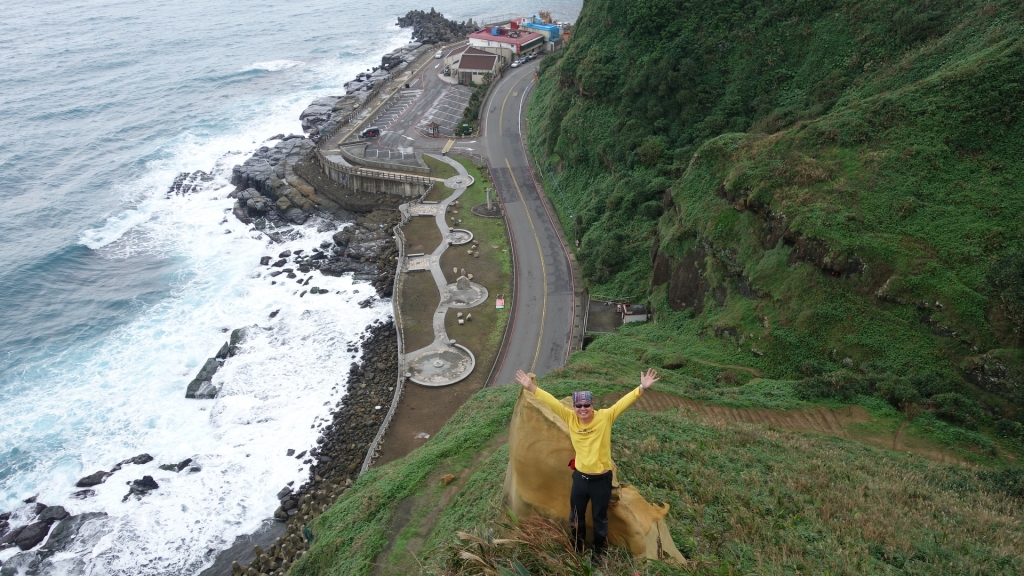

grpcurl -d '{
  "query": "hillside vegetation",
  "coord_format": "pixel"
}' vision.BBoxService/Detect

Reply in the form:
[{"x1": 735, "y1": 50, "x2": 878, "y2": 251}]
[
  {"x1": 292, "y1": 365, "x2": 1024, "y2": 575},
  {"x1": 528, "y1": 0, "x2": 1024, "y2": 433}
]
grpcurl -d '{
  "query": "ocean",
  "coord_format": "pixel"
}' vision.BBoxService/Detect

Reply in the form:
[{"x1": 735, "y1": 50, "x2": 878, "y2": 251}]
[{"x1": 0, "y1": 1, "x2": 581, "y2": 573}]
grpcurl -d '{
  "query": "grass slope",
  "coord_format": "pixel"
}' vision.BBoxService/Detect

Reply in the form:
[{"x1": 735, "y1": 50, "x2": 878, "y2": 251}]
[{"x1": 291, "y1": 360, "x2": 1024, "y2": 575}]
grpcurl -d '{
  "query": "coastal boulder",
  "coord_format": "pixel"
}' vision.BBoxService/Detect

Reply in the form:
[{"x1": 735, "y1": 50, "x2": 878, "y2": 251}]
[
  {"x1": 14, "y1": 521, "x2": 51, "y2": 551},
  {"x1": 284, "y1": 207, "x2": 309, "y2": 224},
  {"x1": 37, "y1": 512, "x2": 107, "y2": 560},
  {"x1": 35, "y1": 507, "x2": 68, "y2": 525},
  {"x1": 122, "y1": 476, "x2": 160, "y2": 502},
  {"x1": 228, "y1": 327, "x2": 249, "y2": 356},
  {"x1": 185, "y1": 357, "x2": 223, "y2": 399},
  {"x1": 111, "y1": 454, "x2": 154, "y2": 471},
  {"x1": 75, "y1": 471, "x2": 110, "y2": 488},
  {"x1": 300, "y1": 96, "x2": 344, "y2": 135},
  {"x1": 0, "y1": 526, "x2": 24, "y2": 549}
]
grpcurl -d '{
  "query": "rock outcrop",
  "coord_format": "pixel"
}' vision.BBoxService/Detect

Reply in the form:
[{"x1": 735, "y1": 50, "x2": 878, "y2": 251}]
[
  {"x1": 299, "y1": 68, "x2": 390, "y2": 139},
  {"x1": 123, "y1": 475, "x2": 160, "y2": 502},
  {"x1": 0, "y1": 512, "x2": 108, "y2": 575},
  {"x1": 396, "y1": 9, "x2": 477, "y2": 45},
  {"x1": 185, "y1": 357, "x2": 223, "y2": 399},
  {"x1": 231, "y1": 137, "x2": 316, "y2": 225},
  {"x1": 503, "y1": 387, "x2": 686, "y2": 563}
]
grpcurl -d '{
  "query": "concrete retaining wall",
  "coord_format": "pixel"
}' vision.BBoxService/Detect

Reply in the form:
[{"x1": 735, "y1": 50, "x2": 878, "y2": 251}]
[{"x1": 317, "y1": 150, "x2": 434, "y2": 199}]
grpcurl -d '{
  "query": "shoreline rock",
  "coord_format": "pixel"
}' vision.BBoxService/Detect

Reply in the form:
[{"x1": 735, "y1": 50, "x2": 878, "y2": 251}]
[{"x1": 396, "y1": 9, "x2": 477, "y2": 45}]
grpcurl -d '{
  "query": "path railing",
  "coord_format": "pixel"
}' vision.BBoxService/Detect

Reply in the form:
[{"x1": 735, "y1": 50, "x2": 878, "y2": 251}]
[{"x1": 360, "y1": 221, "x2": 409, "y2": 475}]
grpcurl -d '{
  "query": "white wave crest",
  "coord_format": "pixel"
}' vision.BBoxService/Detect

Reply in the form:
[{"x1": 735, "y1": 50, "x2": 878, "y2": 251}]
[
  {"x1": 246, "y1": 59, "x2": 305, "y2": 72},
  {"x1": 78, "y1": 207, "x2": 154, "y2": 250}
]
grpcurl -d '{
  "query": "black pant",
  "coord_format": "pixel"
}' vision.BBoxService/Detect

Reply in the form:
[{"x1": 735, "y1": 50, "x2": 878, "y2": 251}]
[{"x1": 569, "y1": 470, "x2": 612, "y2": 554}]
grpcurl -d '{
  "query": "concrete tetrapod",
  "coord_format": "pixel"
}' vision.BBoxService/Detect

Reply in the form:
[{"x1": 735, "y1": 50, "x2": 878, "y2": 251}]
[
  {"x1": 503, "y1": 387, "x2": 687, "y2": 564},
  {"x1": 400, "y1": 154, "x2": 487, "y2": 387}
]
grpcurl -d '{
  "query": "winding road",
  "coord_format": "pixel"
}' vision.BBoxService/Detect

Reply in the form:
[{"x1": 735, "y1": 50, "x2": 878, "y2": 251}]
[{"x1": 479, "y1": 61, "x2": 575, "y2": 384}]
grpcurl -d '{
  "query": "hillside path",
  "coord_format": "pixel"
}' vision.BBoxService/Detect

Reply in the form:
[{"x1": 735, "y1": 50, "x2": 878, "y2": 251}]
[{"x1": 601, "y1": 390, "x2": 968, "y2": 465}]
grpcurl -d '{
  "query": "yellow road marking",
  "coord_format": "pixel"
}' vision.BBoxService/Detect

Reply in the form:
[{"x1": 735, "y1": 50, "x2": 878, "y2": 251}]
[
  {"x1": 441, "y1": 139, "x2": 455, "y2": 153},
  {"x1": 505, "y1": 157, "x2": 547, "y2": 373},
  {"x1": 498, "y1": 74, "x2": 525, "y2": 133}
]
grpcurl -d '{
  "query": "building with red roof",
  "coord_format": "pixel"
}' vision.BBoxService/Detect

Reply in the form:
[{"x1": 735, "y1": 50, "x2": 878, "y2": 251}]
[{"x1": 468, "y1": 27, "x2": 545, "y2": 61}]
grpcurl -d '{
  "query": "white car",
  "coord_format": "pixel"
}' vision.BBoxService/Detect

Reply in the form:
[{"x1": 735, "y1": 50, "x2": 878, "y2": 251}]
[
  {"x1": 434, "y1": 50, "x2": 443, "y2": 59},
  {"x1": 510, "y1": 60, "x2": 522, "y2": 68}
]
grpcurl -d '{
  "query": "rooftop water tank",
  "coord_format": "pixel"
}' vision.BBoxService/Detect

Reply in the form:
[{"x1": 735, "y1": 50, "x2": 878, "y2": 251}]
[{"x1": 491, "y1": 27, "x2": 500, "y2": 36}]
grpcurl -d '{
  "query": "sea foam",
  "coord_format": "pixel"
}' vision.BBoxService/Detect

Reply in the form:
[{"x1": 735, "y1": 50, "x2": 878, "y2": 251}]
[{"x1": 246, "y1": 59, "x2": 306, "y2": 72}]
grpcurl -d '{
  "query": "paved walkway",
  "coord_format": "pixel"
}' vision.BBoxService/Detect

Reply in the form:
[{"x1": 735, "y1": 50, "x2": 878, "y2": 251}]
[{"x1": 399, "y1": 155, "x2": 488, "y2": 387}]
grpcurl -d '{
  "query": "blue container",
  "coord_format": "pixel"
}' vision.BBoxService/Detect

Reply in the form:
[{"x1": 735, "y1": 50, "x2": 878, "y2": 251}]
[
  {"x1": 491, "y1": 27, "x2": 500, "y2": 36},
  {"x1": 523, "y1": 21, "x2": 560, "y2": 40}
]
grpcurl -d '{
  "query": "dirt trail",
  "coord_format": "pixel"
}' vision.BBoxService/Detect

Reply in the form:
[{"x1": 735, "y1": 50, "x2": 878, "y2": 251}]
[
  {"x1": 689, "y1": 359, "x2": 763, "y2": 377},
  {"x1": 370, "y1": 433, "x2": 508, "y2": 575},
  {"x1": 601, "y1": 390, "x2": 967, "y2": 465},
  {"x1": 604, "y1": 390, "x2": 868, "y2": 436}
]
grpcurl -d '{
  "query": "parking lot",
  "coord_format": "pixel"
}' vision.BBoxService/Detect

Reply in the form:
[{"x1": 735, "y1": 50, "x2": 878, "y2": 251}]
[
  {"x1": 364, "y1": 145, "x2": 417, "y2": 161},
  {"x1": 368, "y1": 89, "x2": 422, "y2": 131},
  {"x1": 416, "y1": 85, "x2": 473, "y2": 137}
]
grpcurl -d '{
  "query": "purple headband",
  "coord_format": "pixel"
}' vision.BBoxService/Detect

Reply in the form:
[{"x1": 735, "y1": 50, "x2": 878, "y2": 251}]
[{"x1": 572, "y1": 391, "x2": 593, "y2": 405}]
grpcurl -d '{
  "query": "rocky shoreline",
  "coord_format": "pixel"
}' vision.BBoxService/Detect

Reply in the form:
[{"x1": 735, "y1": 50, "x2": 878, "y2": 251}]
[
  {"x1": 2, "y1": 9, "x2": 463, "y2": 574},
  {"x1": 203, "y1": 320, "x2": 400, "y2": 576}
]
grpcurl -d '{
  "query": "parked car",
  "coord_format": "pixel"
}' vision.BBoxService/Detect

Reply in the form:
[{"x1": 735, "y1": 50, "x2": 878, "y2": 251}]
[
  {"x1": 510, "y1": 59, "x2": 522, "y2": 68},
  {"x1": 360, "y1": 127, "x2": 381, "y2": 138}
]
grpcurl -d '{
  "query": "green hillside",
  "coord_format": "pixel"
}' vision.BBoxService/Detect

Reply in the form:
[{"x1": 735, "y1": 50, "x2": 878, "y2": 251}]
[
  {"x1": 528, "y1": 0, "x2": 1024, "y2": 430},
  {"x1": 291, "y1": 370, "x2": 1024, "y2": 575}
]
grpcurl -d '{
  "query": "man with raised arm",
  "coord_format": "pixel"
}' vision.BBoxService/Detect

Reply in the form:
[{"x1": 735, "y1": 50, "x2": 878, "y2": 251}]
[{"x1": 514, "y1": 368, "x2": 660, "y2": 560}]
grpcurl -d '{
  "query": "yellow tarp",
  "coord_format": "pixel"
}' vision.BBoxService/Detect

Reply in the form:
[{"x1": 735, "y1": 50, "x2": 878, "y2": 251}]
[{"x1": 503, "y1": 387, "x2": 686, "y2": 563}]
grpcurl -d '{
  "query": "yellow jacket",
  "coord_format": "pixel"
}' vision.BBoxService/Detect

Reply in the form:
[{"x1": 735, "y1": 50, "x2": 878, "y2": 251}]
[{"x1": 533, "y1": 386, "x2": 644, "y2": 474}]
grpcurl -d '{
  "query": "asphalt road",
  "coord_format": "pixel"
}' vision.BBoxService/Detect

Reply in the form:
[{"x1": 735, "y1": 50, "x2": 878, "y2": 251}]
[{"x1": 481, "y1": 61, "x2": 575, "y2": 385}]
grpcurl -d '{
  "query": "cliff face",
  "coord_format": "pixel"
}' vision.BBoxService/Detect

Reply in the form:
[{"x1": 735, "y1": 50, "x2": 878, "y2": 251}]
[{"x1": 529, "y1": 0, "x2": 1024, "y2": 416}]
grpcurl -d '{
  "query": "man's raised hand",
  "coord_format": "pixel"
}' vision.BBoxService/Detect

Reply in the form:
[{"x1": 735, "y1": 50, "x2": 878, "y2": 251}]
[
  {"x1": 515, "y1": 370, "x2": 537, "y2": 393},
  {"x1": 640, "y1": 368, "x2": 660, "y2": 390}
]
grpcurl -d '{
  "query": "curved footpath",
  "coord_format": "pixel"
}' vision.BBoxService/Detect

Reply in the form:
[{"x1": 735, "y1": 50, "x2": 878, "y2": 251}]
[{"x1": 399, "y1": 156, "x2": 487, "y2": 387}]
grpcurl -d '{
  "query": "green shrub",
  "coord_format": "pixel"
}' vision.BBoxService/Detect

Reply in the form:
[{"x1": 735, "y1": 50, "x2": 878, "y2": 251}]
[
  {"x1": 995, "y1": 419, "x2": 1024, "y2": 440},
  {"x1": 794, "y1": 371, "x2": 873, "y2": 401},
  {"x1": 930, "y1": 392, "x2": 986, "y2": 430},
  {"x1": 876, "y1": 377, "x2": 924, "y2": 407},
  {"x1": 876, "y1": 372, "x2": 959, "y2": 409},
  {"x1": 977, "y1": 467, "x2": 1024, "y2": 500}
]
